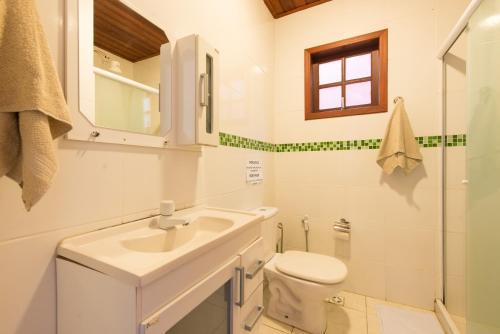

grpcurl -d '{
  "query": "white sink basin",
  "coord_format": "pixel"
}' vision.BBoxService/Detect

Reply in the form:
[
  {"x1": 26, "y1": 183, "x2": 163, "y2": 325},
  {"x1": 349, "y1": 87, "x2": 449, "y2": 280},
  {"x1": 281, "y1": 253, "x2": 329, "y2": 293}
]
[
  {"x1": 57, "y1": 207, "x2": 261, "y2": 286},
  {"x1": 121, "y1": 216, "x2": 234, "y2": 253}
]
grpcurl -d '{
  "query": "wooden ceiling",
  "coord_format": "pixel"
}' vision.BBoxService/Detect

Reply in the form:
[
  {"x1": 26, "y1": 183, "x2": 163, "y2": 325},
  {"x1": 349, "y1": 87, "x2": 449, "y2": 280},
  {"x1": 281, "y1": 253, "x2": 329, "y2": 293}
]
[
  {"x1": 94, "y1": 0, "x2": 168, "y2": 63},
  {"x1": 263, "y1": 0, "x2": 332, "y2": 18}
]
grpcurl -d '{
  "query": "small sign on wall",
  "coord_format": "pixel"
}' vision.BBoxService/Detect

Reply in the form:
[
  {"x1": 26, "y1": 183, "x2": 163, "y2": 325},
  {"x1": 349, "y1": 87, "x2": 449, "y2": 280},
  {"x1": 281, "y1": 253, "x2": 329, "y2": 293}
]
[{"x1": 246, "y1": 160, "x2": 264, "y2": 184}]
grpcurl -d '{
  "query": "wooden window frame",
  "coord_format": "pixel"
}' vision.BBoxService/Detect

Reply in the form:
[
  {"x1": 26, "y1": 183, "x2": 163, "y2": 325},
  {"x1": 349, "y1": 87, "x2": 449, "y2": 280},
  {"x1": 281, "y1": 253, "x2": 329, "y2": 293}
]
[{"x1": 304, "y1": 29, "x2": 388, "y2": 120}]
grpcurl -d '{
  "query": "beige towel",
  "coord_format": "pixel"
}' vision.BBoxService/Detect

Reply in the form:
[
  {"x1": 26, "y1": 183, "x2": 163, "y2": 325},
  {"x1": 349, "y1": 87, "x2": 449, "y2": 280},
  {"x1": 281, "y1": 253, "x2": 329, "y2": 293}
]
[
  {"x1": 377, "y1": 98, "x2": 422, "y2": 175},
  {"x1": 0, "y1": 0, "x2": 72, "y2": 210}
]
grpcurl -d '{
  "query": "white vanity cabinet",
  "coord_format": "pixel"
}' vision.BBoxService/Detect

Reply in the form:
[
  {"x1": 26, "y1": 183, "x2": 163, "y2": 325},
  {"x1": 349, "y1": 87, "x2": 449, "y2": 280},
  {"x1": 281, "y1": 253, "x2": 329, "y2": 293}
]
[
  {"x1": 175, "y1": 34, "x2": 220, "y2": 146},
  {"x1": 56, "y1": 211, "x2": 266, "y2": 334},
  {"x1": 236, "y1": 238, "x2": 266, "y2": 334}
]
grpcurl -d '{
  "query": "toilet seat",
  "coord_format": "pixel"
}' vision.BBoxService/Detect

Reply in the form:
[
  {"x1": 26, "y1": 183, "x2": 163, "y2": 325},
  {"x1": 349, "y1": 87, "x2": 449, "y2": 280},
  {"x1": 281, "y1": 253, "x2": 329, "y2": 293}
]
[{"x1": 274, "y1": 251, "x2": 347, "y2": 284}]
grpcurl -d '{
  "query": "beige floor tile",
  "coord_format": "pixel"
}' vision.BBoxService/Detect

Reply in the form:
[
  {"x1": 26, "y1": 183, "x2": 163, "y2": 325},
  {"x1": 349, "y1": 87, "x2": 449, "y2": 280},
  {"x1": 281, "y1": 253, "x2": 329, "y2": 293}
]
[
  {"x1": 327, "y1": 306, "x2": 367, "y2": 334},
  {"x1": 338, "y1": 291, "x2": 367, "y2": 313},
  {"x1": 262, "y1": 316, "x2": 293, "y2": 333},
  {"x1": 263, "y1": 294, "x2": 443, "y2": 334},
  {"x1": 260, "y1": 324, "x2": 291, "y2": 334},
  {"x1": 366, "y1": 297, "x2": 435, "y2": 317},
  {"x1": 327, "y1": 323, "x2": 367, "y2": 334},
  {"x1": 367, "y1": 314, "x2": 381, "y2": 334}
]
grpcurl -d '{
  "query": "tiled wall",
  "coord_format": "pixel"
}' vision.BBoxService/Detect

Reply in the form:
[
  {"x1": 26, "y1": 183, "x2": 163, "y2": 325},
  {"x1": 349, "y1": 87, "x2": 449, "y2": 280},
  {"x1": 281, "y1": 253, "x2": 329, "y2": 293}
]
[
  {"x1": 0, "y1": 1, "x2": 275, "y2": 333},
  {"x1": 272, "y1": 0, "x2": 471, "y2": 311}
]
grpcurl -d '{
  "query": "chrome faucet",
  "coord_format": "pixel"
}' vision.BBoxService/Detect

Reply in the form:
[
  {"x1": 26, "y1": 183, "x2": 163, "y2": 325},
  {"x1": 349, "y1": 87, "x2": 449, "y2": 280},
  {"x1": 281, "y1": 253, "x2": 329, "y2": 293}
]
[
  {"x1": 158, "y1": 217, "x2": 191, "y2": 230},
  {"x1": 158, "y1": 200, "x2": 191, "y2": 230}
]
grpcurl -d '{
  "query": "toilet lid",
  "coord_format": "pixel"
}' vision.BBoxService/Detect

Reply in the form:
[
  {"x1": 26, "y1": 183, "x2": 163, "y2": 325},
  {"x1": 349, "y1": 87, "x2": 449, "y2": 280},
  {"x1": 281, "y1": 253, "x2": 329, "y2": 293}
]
[{"x1": 275, "y1": 251, "x2": 347, "y2": 284}]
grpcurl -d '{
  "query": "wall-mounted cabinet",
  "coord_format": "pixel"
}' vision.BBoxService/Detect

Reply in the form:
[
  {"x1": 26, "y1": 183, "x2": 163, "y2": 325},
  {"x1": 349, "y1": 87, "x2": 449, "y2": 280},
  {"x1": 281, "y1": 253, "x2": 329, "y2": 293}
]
[{"x1": 175, "y1": 35, "x2": 219, "y2": 146}]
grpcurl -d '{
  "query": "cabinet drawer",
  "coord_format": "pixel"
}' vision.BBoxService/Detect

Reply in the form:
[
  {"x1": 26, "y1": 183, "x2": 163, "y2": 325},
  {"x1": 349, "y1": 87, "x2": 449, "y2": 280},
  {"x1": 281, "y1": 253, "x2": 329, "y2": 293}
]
[
  {"x1": 239, "y1": 237, "x2": 264, "y2": 302},
  {"x1": 239, "y1": 283, "x2": 264, "y2": 334}
]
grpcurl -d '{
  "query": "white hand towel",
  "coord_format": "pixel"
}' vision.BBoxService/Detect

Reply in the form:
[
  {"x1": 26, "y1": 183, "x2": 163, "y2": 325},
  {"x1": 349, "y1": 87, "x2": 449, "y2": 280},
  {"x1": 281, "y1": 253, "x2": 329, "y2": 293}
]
[
  {"x1": 377, "y1": 98, "x2": 423, "y2": 175},
  {"x1": 0, "y1": 0, "x2": 72, "y2": 210}
]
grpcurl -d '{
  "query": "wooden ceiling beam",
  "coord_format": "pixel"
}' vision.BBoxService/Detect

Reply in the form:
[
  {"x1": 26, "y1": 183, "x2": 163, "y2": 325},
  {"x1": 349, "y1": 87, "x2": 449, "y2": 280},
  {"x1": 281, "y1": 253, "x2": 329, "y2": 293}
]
[{"x1": 264, "y1": 0, "x2": 331, "y2": 19}]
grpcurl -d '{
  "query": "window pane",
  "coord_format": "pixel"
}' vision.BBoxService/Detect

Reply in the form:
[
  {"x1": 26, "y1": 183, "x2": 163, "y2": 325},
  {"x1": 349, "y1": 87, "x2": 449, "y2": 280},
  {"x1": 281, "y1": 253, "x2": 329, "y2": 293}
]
[
  {"x1": 319, "y1": 60, "x2": 342, "y2": 85},
  {"x1": 319, "y1": 86, "x2": 342, "y2": 110},
  {"x1": 346, "y1": 81, "x2": 371, "y2": 107},
  {"x1": 345, "y1": 54, "x2": 371, "y2": 80}
]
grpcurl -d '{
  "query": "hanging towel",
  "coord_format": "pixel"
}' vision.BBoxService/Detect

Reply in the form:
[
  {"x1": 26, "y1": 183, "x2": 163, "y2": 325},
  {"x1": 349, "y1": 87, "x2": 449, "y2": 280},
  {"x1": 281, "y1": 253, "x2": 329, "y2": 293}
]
[
  {"x1": 377, "y1": 98, "x2": 422, "y2": 175},
  {"x1": 0, "y1": 0, "x2": 72, "y2": 210}
]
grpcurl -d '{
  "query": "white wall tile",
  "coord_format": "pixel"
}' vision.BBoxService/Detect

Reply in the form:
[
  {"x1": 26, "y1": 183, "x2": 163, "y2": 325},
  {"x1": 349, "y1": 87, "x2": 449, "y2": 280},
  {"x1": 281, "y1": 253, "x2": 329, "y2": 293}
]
[
  {"x1": 0, "y1": 140, "x2": 124, "y2": 241},
  {"x1": 385, "y1": 266, "x2": 436, "y2": 310},
  {"x1": 343, "y1": 259, "x2": 387, "y2": 300},
  {"x1": 121, "y1": 148, "x2": 163, "y2": 214}
]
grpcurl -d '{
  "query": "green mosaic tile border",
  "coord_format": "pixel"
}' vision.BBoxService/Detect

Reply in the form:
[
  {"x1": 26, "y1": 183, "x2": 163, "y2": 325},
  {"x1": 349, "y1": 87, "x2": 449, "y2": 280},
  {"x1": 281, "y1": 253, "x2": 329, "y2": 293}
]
[
  {"x1": 219, "y1": 132, "x2": 466, "y2": 152},
  {"x1": 275, "y1": 139, "x2": 382, "y2": 152},
  {"x1": 219, "y1": 132, "x2": 275, "y2": 152},
  {"x1": 444, "y1": 134, "x2": 467, "y2": 147}
]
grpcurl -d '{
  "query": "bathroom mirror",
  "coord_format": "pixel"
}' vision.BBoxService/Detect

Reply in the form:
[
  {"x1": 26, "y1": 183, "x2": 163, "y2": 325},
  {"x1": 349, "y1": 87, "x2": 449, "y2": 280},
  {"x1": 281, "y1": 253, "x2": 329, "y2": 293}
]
[{"x1": 65, "y1": 0, "x2": 172, "y2": 147}]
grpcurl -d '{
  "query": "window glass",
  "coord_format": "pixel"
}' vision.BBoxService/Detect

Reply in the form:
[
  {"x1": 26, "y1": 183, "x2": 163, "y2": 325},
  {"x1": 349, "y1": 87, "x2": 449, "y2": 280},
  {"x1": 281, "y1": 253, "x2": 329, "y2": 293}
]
[
  {"x1": 345, "y1": 53, "x2": 371, "y2": 80},
  {"x1": 346, "y1": 81, "x2": 372, "y2": 107},
  {"x1": 319, "y1": 60, "x2": 342, "y2": 85},
  {"x1": 319, "y1": 86, "x2": 342, "y2": 110}
]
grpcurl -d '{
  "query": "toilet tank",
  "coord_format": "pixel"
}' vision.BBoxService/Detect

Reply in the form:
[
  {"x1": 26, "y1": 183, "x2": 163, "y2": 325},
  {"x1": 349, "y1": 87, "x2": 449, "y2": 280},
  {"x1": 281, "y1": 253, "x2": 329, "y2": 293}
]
[{"x1": 251, "y1": 207, "x2": 279, "y2": 262}]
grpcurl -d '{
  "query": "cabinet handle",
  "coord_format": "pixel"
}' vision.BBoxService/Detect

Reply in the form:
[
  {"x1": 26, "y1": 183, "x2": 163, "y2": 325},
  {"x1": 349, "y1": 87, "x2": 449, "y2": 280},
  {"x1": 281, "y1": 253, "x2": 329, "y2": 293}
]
[
  {"x1": 235, "y1": 266, "x2": 245, "y2": 306},
  {"x1": 245, "y1": 260, "x2": 264, "y2": 279},
  {"x1": 200, "y1": 73, "x2": 208, "y2": 107},
  {"x1": 244, "y1": 305, "x2": 264, "y2": 331}
]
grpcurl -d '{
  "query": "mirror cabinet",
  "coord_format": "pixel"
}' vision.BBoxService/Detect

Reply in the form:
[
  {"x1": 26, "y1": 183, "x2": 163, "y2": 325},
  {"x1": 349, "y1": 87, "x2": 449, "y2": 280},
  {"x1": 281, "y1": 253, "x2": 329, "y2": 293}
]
[{"x1": 65, "y1": 0, "x2": 218, "y2": 148}]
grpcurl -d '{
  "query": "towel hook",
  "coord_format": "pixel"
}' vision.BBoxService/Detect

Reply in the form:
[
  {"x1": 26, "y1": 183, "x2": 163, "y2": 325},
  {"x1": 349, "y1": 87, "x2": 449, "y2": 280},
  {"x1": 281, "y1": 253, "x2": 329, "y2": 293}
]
[{"x1": 393, "y1": 96, "x2": 404, "y2": 104}]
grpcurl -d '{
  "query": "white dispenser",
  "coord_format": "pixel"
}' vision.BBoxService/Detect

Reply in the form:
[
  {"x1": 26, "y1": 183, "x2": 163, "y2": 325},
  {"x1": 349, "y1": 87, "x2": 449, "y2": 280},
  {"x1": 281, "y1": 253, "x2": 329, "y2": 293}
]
[{"x1": 333, "y1": 218, "x2": 351, "y2": 241}]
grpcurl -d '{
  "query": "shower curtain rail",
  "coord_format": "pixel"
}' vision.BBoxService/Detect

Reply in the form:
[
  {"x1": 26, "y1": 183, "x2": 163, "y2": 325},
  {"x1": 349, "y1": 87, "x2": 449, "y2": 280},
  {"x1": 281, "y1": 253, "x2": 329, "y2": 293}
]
[
  {"x1": 437, "y1": 0, "x2": 484, "y2": 59},
  {"x1": 93, "y1": 66, "x2": 160, "y2": 95}
]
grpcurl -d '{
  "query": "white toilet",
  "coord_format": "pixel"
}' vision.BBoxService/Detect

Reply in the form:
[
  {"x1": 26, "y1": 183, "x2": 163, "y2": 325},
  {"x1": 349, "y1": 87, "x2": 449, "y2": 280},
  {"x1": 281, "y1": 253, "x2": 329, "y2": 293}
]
[{"x1": 253, "y1": 207, "x2": 348, "y2": 334}]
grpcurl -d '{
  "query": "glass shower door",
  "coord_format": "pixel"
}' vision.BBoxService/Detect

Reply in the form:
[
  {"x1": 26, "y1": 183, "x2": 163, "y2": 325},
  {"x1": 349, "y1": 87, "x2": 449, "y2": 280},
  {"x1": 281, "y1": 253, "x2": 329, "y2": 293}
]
[
  {"x1": 443, "y1": 28, "x2": 468, "y2": 332},
  {"x1": 466, "y1": 0, "x2": 500, "y2": 332}
]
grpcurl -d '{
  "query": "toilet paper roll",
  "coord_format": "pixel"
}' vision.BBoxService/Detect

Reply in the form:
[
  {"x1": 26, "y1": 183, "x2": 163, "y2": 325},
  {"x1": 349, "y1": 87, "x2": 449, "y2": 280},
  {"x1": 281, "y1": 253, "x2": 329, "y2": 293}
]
[{"x1": 334, "y1": 231, "x2": 350, "y2": 241}]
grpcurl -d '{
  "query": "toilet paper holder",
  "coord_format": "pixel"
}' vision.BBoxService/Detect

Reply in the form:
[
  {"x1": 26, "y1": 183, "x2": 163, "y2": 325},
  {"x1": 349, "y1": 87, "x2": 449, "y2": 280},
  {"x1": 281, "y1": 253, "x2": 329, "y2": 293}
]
[{"x1": 333, "y1": 218, "x2": 351, "y2": 233}]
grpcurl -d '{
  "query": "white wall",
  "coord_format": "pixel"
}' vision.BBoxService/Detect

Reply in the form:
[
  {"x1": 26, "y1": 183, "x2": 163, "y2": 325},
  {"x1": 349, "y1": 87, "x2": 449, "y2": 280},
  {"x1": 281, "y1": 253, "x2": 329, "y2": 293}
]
[
  {"x1": 272, "y1": 0, "x2": 470, "y2": 310},
  {"x1": 0, "y1": 1, "x2": 275, "y2": 333}
]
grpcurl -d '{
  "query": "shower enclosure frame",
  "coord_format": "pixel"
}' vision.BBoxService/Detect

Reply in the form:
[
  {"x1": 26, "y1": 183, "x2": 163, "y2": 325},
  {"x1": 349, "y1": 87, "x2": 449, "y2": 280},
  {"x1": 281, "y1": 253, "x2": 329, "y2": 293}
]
[
  {"x1": 436, "y1": 1, "x2": 500, "y2": 333},
  {"x1": 438, "y1": 0, "x2": 483, "y2": 307}
]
